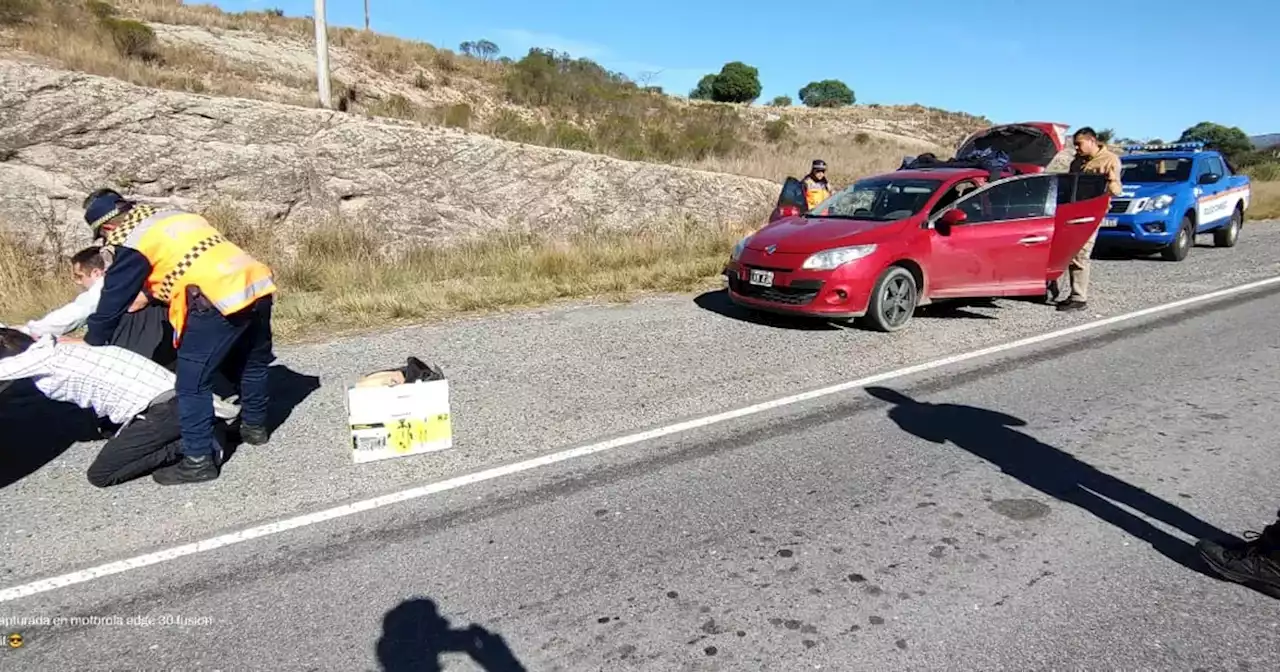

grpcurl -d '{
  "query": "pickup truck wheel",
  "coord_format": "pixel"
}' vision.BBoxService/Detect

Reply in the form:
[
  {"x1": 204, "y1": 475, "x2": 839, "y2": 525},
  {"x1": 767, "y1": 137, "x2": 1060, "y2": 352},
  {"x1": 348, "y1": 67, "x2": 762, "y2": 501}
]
[
  {"x1": 1161, "y1": 217, "x2": 1194, "y2": 261},
  {"x1": 861, "y1": 266, "x2": 918, "y2": 333},
  {"x1": 1213, "y1": 207, "x2": 1242, "y2": 248}
]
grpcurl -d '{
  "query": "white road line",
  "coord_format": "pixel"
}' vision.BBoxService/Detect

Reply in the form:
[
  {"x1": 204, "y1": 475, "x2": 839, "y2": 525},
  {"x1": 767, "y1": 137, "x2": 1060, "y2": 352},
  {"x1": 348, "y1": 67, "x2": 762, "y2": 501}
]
[{"x1": 4, "y1": 275, "x2": 1280, "y2": 603}]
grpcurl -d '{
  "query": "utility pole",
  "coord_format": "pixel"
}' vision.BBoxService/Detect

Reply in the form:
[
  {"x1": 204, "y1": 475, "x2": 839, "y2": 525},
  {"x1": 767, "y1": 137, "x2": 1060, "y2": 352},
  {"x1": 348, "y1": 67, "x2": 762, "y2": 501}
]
[
  {"x1": 364, "y1": 0, "x2": 370, "y2": 31},
  {"x1": 313, "y1": 0, "x2": 332, "y2": 108}
]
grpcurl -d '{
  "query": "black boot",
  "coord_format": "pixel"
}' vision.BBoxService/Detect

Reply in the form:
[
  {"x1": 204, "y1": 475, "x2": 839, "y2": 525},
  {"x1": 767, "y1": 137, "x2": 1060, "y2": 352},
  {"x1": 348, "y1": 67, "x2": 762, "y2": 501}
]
[
  {"x1": 1196, "y1": 514, "x2": 1280, "y2": 598},
  {"x1": 151, "y1": 455, "x2": 219, "y2": 485},
  {"x1": 239, "y1": 424, "x2": 270, "y2": 446}
]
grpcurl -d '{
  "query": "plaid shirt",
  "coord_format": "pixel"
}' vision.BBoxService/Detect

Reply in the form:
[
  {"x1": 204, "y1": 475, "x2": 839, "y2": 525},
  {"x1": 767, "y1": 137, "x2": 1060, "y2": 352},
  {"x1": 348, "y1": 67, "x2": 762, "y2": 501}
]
[{"x1": 0, "y1": 336, "x2": 172, "y2": 426}]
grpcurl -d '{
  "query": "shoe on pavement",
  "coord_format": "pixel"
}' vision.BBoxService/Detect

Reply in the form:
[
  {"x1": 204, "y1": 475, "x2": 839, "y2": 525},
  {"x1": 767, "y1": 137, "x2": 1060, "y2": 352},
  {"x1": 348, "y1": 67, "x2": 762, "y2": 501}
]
[
  {"x1": 1056, "y1": 299, "x2": 1088, "y2": 312},
  {"x1": 1196, "y1": 517, "x2": 1280, "y2": 599},
  {"x1": 151, "y1": 455, "x2": 219, "y2": 485},
  {"x1": 239, "y1": 424, "x2": 270, "y2": 446}
]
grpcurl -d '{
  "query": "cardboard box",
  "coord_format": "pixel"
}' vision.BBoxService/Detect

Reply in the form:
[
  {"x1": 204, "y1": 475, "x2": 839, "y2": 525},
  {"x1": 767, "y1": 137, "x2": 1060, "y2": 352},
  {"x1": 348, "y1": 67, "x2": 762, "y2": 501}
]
[{"x1": 346, "y1": 377, "x2": 453, "y2": 463}]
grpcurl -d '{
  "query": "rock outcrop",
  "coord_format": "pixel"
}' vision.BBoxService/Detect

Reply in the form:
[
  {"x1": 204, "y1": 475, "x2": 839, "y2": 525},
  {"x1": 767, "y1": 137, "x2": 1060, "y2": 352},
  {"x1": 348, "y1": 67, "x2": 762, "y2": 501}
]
[{"x1": 0, "y1": 62, "x2": 779, "y2": 249}]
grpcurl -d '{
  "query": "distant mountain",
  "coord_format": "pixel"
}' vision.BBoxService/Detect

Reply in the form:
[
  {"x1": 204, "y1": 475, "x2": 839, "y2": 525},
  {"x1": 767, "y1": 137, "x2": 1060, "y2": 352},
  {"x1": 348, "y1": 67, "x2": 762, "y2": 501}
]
[{"x1": 1251, "y1": 133, "x2": 1280, "y2": 149}]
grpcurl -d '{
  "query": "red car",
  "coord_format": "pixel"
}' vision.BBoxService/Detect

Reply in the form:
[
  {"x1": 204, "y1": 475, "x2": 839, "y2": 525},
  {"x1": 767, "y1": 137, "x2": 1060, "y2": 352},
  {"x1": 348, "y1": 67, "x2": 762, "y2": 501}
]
[{"x1": 724, "y1": 122, "x2": 1112, "y2": 332}]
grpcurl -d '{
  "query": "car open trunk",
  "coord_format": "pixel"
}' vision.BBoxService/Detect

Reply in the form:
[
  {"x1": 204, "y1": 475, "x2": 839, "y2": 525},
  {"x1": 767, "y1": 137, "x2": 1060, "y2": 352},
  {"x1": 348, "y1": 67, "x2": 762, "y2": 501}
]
[{"x1": 956, "y1": 122, "x2": 1069, "y2": 173}]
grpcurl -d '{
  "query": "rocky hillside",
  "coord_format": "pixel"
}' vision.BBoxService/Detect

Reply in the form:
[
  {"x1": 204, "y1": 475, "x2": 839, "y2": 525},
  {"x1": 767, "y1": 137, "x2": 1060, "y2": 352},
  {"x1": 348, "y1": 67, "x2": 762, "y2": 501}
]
[
  {"x1": 0, "y1": 0, "x2": 994, "y2": 247},
  {"x1": 0, "y1": 61, "x2": 779, "y2": 247}
]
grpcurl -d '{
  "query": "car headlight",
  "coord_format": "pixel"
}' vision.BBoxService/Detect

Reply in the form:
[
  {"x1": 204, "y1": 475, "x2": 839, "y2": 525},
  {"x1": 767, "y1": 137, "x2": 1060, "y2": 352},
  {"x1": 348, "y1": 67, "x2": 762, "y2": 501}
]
[
  {"x1": 730, "y1": 236, "x2": 749, "y2": 262},
  {"x1": 801, "y1": 244, "x2": 877, "y2": 271},
  {"x1": 1142, "y1": 194, "x2": 1174, "y2": 212}
]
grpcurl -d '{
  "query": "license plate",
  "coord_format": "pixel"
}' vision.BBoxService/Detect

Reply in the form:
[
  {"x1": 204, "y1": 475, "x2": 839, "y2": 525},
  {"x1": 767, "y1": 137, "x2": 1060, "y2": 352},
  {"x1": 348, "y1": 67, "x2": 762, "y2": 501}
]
[
  {"x1": 748, "y1": 269, "x2": 774, "y2": 287},
  {"x1": 1101, "y1": 217, "x2": 1118, "y2": 228}
]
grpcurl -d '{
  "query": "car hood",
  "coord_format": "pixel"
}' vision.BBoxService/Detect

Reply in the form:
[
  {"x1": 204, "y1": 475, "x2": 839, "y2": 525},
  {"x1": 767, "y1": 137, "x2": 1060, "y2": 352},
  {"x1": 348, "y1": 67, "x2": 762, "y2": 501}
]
[
  {"x1": 1118, "y1": 183, "x2": 1181, "y2": 200},
  {"x1": 746, "y1": 216, "x2": 906, "y2": 255}
]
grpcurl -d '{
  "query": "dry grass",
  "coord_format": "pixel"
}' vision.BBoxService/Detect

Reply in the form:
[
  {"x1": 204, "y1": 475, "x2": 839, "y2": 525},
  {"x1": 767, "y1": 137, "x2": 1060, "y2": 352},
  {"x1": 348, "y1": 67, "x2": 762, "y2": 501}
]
[
  {"x1": 1248, "y1": 181, "x2": 1280, "y2": 221},
  {"x1": 688, "y1": 131, "x2": 940, "y2": 185},
  {"x1": 0, "y1": 206, "x2": 757, "y2": 342}
]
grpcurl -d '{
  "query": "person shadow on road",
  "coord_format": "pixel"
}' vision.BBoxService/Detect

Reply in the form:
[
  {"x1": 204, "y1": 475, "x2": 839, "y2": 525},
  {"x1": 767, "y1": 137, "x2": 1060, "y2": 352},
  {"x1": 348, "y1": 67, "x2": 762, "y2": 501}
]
[
  {"x1": 375, "y1": 597, "x2": 528, "y2": 672},
  {"x1": 865, "y1": 386, "x2": 1237, "y2": 577}
]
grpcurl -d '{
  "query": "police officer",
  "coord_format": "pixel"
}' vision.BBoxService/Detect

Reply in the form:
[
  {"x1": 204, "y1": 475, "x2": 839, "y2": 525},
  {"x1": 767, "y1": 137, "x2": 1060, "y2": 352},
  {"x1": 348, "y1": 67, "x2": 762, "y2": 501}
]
[
  {"x1": 801, "y1": 159, "x2": 832, "y2": 210},
  {"x1": 81, "y1": 189, "x2": 278, "y2": 485}
]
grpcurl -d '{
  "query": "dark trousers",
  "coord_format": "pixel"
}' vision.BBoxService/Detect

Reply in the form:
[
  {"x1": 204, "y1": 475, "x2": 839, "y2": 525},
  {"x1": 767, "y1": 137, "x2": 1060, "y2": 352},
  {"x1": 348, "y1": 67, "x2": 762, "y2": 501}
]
[
  {"x1": 175, "y1": 291, "x2": 273, "y2": 458},
  {"x1": 87, "y1": 395, "x2": 180, "y2": 487}
]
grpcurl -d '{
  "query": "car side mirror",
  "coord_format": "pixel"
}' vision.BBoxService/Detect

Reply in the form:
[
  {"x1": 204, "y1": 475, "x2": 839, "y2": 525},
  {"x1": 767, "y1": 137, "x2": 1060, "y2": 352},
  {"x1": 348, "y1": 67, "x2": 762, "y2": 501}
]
[
  {"x1": 1198, "y1": 172, "x2": 1222, "y2": 185},
  {"x1": 935, "y1": 208, "x2": 966, "y2": 235}
]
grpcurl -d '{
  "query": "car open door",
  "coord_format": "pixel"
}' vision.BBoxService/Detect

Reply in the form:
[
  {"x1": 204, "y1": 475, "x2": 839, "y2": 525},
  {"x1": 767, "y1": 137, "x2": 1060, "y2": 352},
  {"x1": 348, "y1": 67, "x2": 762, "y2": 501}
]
[
  {"x1": 927, "y1": 174, "x2": 1057, "y2": 297},
  {"x1": 1047, "y1": 173, "x2": 1111, "y2": 280}
]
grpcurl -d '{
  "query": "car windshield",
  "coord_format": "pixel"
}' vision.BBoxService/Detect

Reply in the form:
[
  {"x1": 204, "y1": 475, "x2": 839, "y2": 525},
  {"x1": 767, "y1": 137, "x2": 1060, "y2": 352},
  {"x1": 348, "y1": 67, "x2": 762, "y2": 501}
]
[
  {"x1": 807, "y1": 178, "x2": 943, "y2": 221},
  {"x1": 1120, "y1": 157, "x2": 1192, "y2": 183}
]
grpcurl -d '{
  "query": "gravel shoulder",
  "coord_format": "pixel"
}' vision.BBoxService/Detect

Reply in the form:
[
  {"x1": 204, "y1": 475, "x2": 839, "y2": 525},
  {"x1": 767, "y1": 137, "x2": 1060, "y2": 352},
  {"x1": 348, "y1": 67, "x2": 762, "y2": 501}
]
[{"x1": 1, "y1": 222, "x2": 1278, "y2": 584}]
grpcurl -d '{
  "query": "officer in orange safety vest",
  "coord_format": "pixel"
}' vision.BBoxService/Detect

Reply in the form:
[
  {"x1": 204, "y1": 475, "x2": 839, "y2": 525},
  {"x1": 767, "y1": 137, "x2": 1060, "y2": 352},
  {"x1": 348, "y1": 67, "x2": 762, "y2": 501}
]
[
  {"x1": 82, "y1": 189, "x2": 277, "y2": 486},
  {"x1": 801, "y1": 159, "x2": 832, "y2": 210}
]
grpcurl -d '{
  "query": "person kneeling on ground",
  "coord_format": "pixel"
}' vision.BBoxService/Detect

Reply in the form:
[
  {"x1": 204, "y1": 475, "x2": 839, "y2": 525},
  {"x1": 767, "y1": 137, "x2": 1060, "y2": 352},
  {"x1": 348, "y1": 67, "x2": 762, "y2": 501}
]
[
  {"x1": 0, "y1": 328, "x2": 240, "y2": 487},
  {"x1": 23, "y1": 244, "x2": 178, "y2": 377}
]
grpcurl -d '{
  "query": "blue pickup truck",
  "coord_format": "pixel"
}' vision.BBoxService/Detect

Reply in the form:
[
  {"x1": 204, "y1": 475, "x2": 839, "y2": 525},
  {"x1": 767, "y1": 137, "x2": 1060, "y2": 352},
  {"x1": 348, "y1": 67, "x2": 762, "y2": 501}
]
[{"x1": 1097, "y1": 142, "x2": 1252, "y2": 261}]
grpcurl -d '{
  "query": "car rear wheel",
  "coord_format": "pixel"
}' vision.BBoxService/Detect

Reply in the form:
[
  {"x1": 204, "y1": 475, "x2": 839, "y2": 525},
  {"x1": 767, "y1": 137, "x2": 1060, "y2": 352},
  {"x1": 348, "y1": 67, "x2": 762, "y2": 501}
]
[
  {"x1": 861, "y1": 266, "x2": 918, "y2": 333},
  {"x1": 1161, "y1": 216, "x2": 1194, "y2": 261},
  {"x1": 1213, "y1": 207, "x2": 1242, "y2": 248}
]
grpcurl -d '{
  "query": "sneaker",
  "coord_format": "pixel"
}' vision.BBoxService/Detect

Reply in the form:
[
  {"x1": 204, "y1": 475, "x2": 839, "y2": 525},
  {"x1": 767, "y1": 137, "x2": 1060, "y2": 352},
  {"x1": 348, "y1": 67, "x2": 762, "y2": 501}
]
[
  {"x1": 1196, "y1": 518, "x2": 1280, "y2": 598},
  {"x1": 151, "y1": 455, "x2": 219, "y2": 485},
  {"x1": 239, "y1": 424, "x2": 270, "y2": 446}
]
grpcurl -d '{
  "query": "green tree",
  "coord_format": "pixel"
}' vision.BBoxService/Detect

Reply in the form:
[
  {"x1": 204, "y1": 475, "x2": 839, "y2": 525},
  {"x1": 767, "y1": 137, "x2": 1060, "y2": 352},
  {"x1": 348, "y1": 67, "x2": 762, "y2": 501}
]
[
  {"x1": 709, "y1": 62, "x2": 761, "y2": 104},
  {"x1": 1178, "y1": 121, "x2": 1253, "y2": 160},
  {"x1": 1096, "y1": 128, "x2": 1115, "y2": 144},
  {"x1": 689, "y1": 74, "x2": 716, "y2": 100},
  {"x1": 798, "y1": 79, "x2": 855, "y2": 108},
  {"x1": 768, "y1": 95, "x2": 792, "y2": 107}
]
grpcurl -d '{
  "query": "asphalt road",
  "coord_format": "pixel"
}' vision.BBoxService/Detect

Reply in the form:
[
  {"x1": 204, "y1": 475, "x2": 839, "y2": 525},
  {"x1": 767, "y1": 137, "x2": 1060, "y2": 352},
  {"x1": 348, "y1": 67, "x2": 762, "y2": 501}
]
[
  {"x1": 2, "y1": 224, "x2": 1280, "y2": 585},
  {"x1": 3, "y1": 250, "x2": 1280, "y2": 671}
]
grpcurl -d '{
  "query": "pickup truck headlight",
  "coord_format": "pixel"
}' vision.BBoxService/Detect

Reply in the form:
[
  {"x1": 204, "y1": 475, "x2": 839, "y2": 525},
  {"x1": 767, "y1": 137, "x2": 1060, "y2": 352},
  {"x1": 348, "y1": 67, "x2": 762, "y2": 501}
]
[
  {"x1": 1142, "y1": 194, "x2": 1175, "y2": 212},
  {"x1": 730, "y1": 236, "x2": 749, "y2": 262},
  {"x1": 801, "y1": 244, "x2": 877, "y2": 271}
]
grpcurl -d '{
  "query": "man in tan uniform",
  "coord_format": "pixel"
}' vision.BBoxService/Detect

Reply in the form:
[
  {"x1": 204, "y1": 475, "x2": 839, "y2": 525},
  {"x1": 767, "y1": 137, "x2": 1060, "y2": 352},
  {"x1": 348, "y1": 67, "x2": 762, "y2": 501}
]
[{"x1": 1056, "y1": 127, "x2": 1123, "y2": 312}]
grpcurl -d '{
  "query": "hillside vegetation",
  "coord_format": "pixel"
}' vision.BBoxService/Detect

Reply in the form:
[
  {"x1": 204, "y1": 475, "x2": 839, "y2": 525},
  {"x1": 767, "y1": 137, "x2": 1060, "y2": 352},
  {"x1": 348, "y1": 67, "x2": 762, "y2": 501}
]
[{"x1": 0, "y1": 0, "x2": 989, "y2": 186}]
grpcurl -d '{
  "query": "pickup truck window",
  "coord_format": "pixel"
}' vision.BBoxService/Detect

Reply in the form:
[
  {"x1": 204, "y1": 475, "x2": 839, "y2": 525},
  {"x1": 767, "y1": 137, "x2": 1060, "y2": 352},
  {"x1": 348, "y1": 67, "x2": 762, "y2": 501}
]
[
  {"x1": 1121, "y1": 158, "x2": 1192, "y2": 183},
  {"x1": 1194, "y1": 159, "x2": 1214, "y2": 181},
  {"x1": 1206, "y1": 156, "x2": 1226, "y2": 176}
]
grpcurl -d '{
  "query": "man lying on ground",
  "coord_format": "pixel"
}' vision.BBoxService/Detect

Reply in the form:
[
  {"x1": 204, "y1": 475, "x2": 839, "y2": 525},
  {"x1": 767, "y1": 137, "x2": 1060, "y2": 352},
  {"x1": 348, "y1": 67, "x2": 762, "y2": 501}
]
[
  {"x1": 0, "y1": 328, "x2": 240, "y2": 487},
  {"x1": 20, "y1": 246, "x2": 176, "y2": 369}
]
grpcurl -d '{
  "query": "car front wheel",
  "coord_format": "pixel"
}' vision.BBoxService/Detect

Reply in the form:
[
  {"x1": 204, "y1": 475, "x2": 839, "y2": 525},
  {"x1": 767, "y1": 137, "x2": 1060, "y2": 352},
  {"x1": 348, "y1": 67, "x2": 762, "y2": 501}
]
[
  {"x1": 861, "y1": 266, "x2": 919, "y2": 333},
  {"x1": 1161, "y1": 216, "x2": 1194, "y2": 261}
]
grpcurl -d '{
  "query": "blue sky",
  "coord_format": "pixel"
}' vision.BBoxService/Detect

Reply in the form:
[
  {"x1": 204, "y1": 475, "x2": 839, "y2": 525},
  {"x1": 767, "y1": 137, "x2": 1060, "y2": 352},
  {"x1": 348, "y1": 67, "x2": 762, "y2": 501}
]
[{"x1": 223, "y1": 0, "x2": 1277, "y2": 141}]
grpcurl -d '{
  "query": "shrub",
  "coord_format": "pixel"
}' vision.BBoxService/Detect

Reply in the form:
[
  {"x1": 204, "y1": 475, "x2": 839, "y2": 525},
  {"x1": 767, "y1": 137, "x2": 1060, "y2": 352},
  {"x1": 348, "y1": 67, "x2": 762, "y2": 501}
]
[
  {"x1": 768, "y1": 95, "x2": 791, "y2": 107},
  {"x1": 0, "y1": 0, "x2": 39, "y2": 26},
  {"x1": 689, "y1": 74, "x2": 716, "y2": 100},
  {"x1": 798, "y1": 79, "x2": 855, "y2": 107},
  {"x1": 763, "y1": 118, "x2": 791, "y2": 143},
  {"x1": 439, "y1": 102, "x2": 472, "y2": 129},
  {"x1": 499, "y1": 48, "x2": 742, "y2": 163},
  {"x1": 709, "y1": 61, "x2": 761, "y2": 104},
  {"x1": 84, "y1": 0, "x2": 116, "y2": 20},
  {"x1": 102, "y1": 17, "x2": 159, "y2": 61}
]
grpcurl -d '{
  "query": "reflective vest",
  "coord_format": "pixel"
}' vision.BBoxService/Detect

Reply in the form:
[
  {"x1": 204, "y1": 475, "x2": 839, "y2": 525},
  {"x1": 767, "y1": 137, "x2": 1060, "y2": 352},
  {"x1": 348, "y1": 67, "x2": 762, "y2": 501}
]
[
  {"x1": 802, "y1": 176, "x2": 831, "y2": 210},
  {"x1": 120, "y1": 208, "x2": 277, "y2": 346}
]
